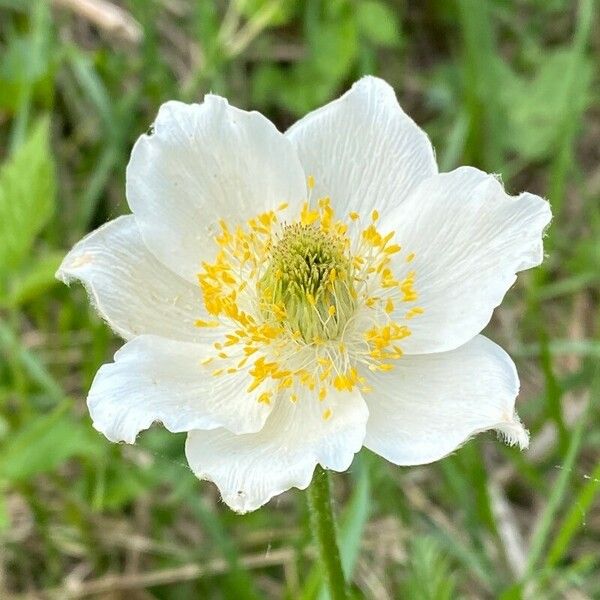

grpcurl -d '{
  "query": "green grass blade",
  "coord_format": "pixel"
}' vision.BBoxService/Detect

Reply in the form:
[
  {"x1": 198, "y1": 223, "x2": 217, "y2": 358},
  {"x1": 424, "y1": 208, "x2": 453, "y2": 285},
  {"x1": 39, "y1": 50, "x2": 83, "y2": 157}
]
[
  {"x1": 523, "y1": 401, "x2": 590, "y2": 579},
  {"x1": 545, "y1": 459, "x2": 600, "y2": 569}
]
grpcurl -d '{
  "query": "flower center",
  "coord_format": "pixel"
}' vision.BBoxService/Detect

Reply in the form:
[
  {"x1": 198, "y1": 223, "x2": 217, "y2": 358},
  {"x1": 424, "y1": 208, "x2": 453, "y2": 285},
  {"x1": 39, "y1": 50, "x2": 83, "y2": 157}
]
[
  {"x1": 195, "y1": 179, "x2": 424, "y2": 418},
  {"x1": 258, "y1": 223, "x2": 356, "y2": 343}
]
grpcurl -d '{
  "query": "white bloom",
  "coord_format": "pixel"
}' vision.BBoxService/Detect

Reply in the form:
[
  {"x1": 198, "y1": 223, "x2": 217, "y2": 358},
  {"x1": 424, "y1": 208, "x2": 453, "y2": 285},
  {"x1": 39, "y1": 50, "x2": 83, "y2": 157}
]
[{"x1": 58, "y1": 77, "x2": 551, "y2": 513}]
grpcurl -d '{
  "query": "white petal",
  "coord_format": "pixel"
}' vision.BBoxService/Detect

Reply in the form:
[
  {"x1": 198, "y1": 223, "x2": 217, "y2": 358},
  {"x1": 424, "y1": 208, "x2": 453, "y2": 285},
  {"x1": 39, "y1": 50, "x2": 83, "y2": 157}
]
[
  {"x1": 88, "y1": 335, "x2": 273, "y2": 443},
  {"x1": 126, "y1": 97, "x2": 307, "y2": 282},
  {"x1": 364, "y1": 335, "x2": 529, "y2": 465},
  {"x1": 185, "y1": 388, "x2": 368, "y2": 513},
  {"x1": 388, "y1": 166, "x2": 551, "y2": 354},
  {"x1": 57, "y1": 216, "x2": 214, "y2": 342},
  {"x1": 285, "y1": 76, "x2": 437, "y2": 217}
]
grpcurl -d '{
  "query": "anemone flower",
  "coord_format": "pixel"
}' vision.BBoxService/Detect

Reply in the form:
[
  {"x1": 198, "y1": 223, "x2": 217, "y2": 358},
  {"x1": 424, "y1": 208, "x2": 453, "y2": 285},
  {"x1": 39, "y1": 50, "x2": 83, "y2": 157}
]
[{"x1": 58, "y1": 76, "x2": 551, "y2": 514}]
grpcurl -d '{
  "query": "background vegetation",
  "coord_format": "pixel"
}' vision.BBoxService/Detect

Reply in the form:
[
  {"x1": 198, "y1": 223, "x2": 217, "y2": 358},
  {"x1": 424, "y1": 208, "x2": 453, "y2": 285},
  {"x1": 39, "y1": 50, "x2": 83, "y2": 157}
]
[{"x1": 0, "y1": 0, "x2": 599, "y2": 597}]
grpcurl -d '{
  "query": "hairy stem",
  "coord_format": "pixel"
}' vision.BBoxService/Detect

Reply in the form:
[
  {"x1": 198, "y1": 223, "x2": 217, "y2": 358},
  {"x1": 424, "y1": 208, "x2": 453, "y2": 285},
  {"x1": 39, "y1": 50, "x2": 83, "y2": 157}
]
[{"x1": 307, "y1": 466, "x2": 348, "y2": 600}]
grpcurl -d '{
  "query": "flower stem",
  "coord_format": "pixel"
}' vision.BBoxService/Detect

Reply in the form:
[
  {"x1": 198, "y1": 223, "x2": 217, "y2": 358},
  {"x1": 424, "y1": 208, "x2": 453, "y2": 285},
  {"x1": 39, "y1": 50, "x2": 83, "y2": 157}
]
[{"x1": 307, "y1": 465, "x2": 348, "y2": 600}]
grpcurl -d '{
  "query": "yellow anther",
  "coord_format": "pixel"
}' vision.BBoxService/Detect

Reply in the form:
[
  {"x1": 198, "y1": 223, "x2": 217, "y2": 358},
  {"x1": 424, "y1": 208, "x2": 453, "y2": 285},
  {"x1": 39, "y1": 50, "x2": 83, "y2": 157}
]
[
  {"x1": 279, "y1": 376, "x2": 293, "y2": 389},
  {"x1": 405, "y1": 306, "x2": 425, "y2": 319},
  {"x1": 307, "y1": 175, "x2": 315, "y2": 189},
  {"x1": 300, "y1": 201, "x2": 319, "y2": 226},
  {"x1": 384, "y1": 244, "x2": 401, "y2": 255},
  {"x1": 382, "y1": 231, "x2": 395, "y2": 245},
  {"x1": 258, "y1": 391, "x2": 272, "y2": 405},
  {"x1": 322, "y1": 408, "x2": 333, "y2": 420},
  {"x1": 195, "y1": 319, "x2": 220, "y2": 328}
]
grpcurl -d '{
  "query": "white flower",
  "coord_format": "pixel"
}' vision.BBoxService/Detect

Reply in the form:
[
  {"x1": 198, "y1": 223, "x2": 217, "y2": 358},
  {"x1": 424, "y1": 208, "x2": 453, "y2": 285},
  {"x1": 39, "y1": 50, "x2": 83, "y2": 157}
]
[{"x1": 58, "y1": 77, "x2": 551, "y2": 513}]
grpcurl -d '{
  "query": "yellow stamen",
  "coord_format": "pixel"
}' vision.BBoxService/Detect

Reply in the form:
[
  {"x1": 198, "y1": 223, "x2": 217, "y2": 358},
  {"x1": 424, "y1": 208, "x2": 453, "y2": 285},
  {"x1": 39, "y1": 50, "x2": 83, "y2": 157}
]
[{"x1": 195, "y1": 195, "x2": 423, "y2": 402}]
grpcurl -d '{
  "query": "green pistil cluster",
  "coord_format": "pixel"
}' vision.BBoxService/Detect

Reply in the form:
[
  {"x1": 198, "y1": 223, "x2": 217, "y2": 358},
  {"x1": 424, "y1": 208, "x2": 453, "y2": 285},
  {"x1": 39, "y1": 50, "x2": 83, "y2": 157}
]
[{"x1": 259, "y1": 223, "x2": 356, "y2": 343}]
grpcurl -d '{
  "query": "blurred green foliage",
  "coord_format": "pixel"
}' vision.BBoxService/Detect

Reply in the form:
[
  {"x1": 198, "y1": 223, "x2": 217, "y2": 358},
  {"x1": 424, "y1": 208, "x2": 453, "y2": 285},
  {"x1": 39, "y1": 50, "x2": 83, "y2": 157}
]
[{"x1": 0, "y1": 0, "x2": 599, "y2": 598}]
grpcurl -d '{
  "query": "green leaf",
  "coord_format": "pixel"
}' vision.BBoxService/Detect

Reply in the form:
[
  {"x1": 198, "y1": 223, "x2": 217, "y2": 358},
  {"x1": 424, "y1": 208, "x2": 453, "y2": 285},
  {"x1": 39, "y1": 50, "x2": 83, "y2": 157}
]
[
  {"x1": 310, "y1": 17, "x2": 358, "y2": 80},
  {"x1": 0, "y1": 493, "x2": 7, "y2": 532},
  {"x1": 503, "y1": 50, "x2": 593, "y2": 161},
  {"x1": 0, "y1": 117, "x2": 55, "y2": 276},
  {"x1": 0, "y1": 404, "x2": 103, "y2": 483},
  {"x1": 2, "y1": 250, "x2": 63, "y2": 307},
  {"x1": 0, "y1": 320, "x2": 66, "y2": 404},
  {"x1": 356, "y1": 0, "x2": 400, "y2": 47},
  {"x1": 240, "y1": 0, "x2": 297, "y2": 26}
]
